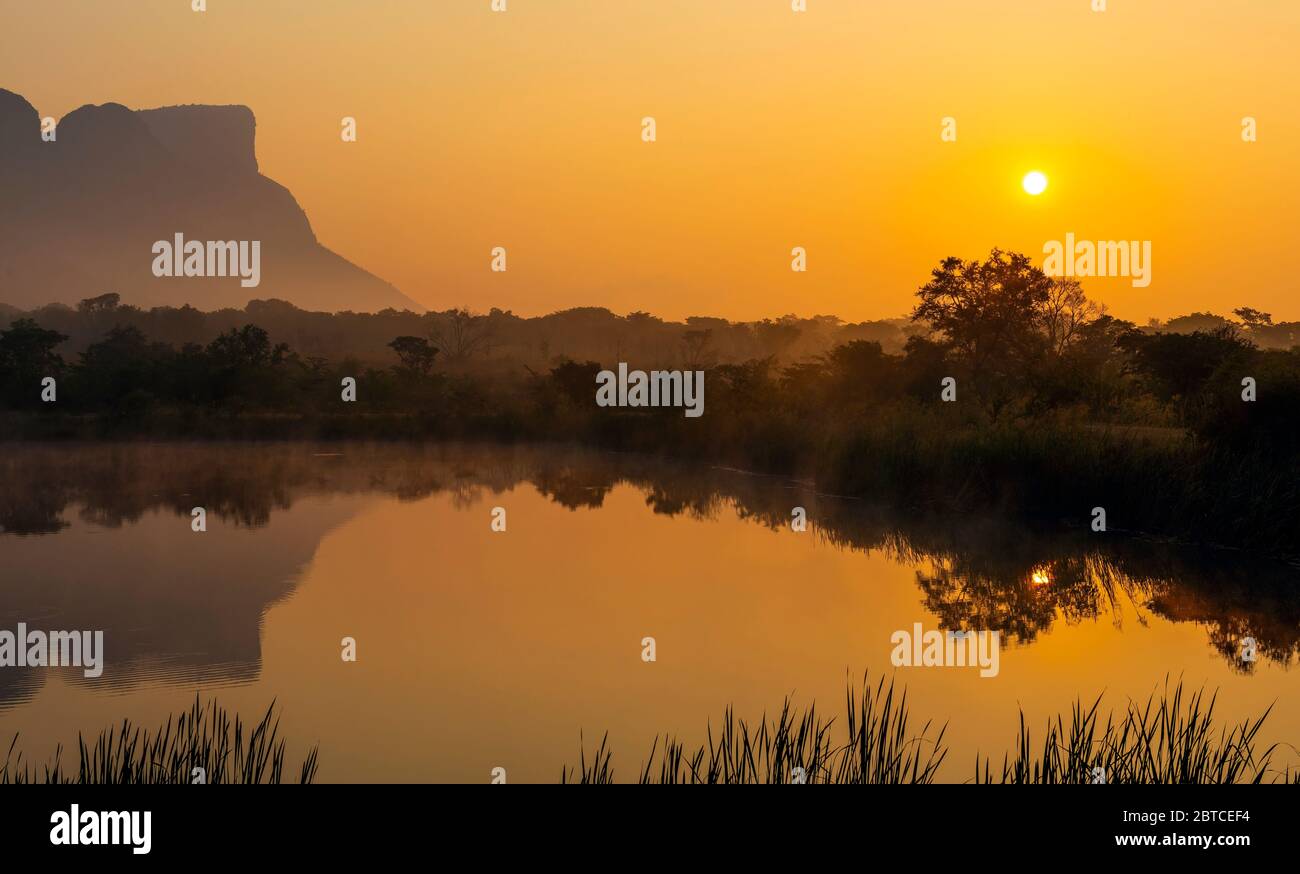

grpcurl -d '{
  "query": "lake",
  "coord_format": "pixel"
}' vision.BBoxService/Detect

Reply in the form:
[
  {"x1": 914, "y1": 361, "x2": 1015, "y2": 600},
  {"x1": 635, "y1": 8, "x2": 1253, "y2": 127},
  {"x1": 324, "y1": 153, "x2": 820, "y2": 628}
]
[{"x1": 1, "y1": 441, "x2": 1297, "y2": 782}]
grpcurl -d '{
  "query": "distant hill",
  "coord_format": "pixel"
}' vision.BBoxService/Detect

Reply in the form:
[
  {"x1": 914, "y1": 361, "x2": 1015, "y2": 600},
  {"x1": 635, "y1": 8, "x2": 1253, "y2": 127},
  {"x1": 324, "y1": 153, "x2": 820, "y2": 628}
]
[{"x1": 0, "y1": 89, "x2": 422, "y2": 314}]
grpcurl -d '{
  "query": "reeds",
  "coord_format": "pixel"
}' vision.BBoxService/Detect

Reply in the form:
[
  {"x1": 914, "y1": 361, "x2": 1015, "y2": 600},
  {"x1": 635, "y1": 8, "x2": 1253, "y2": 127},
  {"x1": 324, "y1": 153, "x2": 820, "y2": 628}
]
[
  {"x1": 564, "y1": 674, "x2": 948, "y2": 784},
  {"x1": 0, "y1": 696, "x2": 319, "y2": 784},
  {"x1": 978, "y1": 679, "x2": 1279, "y2": 784},
  {"x1": 565, "y1": 676, "x2": 1292, "y2": 785}
]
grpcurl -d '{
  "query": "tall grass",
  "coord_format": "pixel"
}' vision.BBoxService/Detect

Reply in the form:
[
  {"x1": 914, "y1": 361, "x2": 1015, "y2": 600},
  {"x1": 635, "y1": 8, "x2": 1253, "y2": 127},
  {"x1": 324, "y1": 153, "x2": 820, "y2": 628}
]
[
  {"x1": 978, "y1": 679, "x2": 1279, "y2": 784},
  {"x1": 0, "y1": 696, "x2": 319, "y2": 784},
  {"x1": 563, "y1": 675, "x2": 948, "y2": 784},
  {"x1": 565, "y1": 676, "x2": 1292, "y2": 785}
]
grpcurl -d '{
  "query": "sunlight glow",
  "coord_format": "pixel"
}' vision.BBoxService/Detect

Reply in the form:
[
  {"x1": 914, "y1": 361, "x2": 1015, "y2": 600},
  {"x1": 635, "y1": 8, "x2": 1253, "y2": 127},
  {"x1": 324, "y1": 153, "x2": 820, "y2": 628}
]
[{"x1": 1022, "y1": 171, "x2": 1049, "y2": 196}]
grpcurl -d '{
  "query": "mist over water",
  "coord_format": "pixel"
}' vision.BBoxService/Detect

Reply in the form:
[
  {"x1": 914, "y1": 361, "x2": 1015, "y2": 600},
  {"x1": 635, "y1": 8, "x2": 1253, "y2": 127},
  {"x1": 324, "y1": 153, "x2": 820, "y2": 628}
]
[{"x1": 1, "y1": 441, "x2": 1296, "y2": 782}]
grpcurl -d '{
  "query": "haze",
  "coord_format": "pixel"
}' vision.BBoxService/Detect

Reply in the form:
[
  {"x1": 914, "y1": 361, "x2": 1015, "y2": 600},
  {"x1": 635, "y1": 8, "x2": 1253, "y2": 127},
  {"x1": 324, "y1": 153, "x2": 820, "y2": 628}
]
[{"x1": 3, "y1": 0, "x2": 1296, "y2": 321}]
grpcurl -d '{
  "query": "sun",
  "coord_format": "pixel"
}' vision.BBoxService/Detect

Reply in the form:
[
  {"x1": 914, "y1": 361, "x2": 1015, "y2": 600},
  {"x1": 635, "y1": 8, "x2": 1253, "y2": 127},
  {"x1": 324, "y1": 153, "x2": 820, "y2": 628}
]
[{"x1": 1022, "y1": 171, "x2": 1048, "y2": 196}]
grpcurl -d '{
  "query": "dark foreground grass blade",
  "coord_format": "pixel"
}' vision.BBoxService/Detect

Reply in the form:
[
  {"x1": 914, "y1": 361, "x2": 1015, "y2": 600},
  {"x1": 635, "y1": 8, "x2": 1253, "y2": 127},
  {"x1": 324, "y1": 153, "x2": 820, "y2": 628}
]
[
  {"x1": 1, "y1": 695, "x2": 319, "y2": 785},
  {"x1": 568, "y1": 675, "x2": 1287, "y2": 785}
]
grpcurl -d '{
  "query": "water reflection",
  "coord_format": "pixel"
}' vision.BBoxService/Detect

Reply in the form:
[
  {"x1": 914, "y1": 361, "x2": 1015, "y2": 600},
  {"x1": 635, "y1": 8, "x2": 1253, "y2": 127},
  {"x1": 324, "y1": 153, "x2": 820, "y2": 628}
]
[{"x1": 1, "y1": 441, "x2": 1297, "y2": 713}]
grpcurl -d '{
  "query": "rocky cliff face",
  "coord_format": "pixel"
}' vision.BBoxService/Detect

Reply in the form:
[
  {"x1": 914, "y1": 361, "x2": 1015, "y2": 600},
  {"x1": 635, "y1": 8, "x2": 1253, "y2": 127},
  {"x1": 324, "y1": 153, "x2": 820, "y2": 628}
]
[{"x1": 0, "y1": 89, "x2": 421, "y2": 313}]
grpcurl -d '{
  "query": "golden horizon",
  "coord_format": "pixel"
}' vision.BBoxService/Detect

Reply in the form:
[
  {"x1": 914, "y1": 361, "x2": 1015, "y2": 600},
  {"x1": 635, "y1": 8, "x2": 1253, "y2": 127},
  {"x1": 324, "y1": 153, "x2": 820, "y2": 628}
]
[{"x1": 3, "y1": 0, "x2": 1297, "y2": 323}]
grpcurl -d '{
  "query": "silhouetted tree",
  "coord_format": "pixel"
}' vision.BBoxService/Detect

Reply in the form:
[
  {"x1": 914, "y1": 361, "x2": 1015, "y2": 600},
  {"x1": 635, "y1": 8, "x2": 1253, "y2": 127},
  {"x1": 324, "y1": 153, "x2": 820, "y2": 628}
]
[
  {"x1": 77, "y1": 292, "x2": 121, "y2": 314},
  {"x1": 549, "y1": 359, "x2": 602, "y2": 406},
  {"x1": 434, "y1": 308, "x2": 492, "y2": 362},
  {"x1": 77, "y1": 325, "x2": 167, "y2": 405},
  {"x1": 207, "y1": 325, "x2": 273, "y2": 368},
  {"x1": 912, "y1": 250, "x2": 1056, "y2": 415},
  {"x1": 0, "y1": 319, "x2": 67, "y2": 408},
  {"x1": 1233, "y1": 307, "x2": 1273, "y2": 331},
  {"x1": 1042, "y1": 277, "x2": 1102, "y2": 355},
  {"x1": 753, "y1": 319, "x2": 802, "y2": 359},
  {"x1": 1117, "y1": 327, "x2": 1251, "y2": 404},
  {"x1": 681, "y1": 329, "x2": 716, "y2": 370},
  {"x1": 388, "y1": 336, "x2": 438, "y2": 375}
]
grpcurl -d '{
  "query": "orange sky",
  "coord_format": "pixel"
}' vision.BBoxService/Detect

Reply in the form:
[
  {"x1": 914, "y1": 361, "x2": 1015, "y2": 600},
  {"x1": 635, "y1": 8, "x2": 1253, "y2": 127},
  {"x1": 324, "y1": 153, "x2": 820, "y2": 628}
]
[{"x1": 4, "y1": 0, "x2": 1297, "y2": 322}]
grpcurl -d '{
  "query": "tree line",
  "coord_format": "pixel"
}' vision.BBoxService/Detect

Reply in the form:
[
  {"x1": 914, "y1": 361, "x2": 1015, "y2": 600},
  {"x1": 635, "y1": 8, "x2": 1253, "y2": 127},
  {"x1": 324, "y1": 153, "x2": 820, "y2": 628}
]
[
  {"x1": 1, "y1": 249, "x2": 1296, "y2": 454},
  {"x1": 4, "y1": 249, "x2": 1299, "y2": 549}
]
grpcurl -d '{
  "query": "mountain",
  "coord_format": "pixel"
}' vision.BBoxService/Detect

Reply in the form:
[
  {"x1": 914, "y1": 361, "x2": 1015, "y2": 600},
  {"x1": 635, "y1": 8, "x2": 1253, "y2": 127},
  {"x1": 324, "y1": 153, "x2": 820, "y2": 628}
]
[{"x1": 0, "y1": 89, "x2": 422, "y2": 314}]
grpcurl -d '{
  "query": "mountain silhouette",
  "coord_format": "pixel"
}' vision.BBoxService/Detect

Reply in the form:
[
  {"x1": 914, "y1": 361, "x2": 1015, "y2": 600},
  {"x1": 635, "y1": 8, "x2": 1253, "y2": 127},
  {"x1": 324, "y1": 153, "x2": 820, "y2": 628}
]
[{"x1": 0, "y1": 89, "x2": 422, "y2": 314}]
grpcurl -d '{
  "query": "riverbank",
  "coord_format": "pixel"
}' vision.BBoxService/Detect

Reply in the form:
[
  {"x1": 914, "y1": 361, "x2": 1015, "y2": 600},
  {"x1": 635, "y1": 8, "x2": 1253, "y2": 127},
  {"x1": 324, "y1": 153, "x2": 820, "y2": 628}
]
[{"x1": 2, "y1": 406, "x2": 1295, "y2": 557}]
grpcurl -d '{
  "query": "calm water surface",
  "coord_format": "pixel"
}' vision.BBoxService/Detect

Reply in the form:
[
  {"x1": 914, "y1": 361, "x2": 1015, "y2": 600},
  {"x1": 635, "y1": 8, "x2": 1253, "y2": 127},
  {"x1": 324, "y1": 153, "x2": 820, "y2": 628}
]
[{"x1": 1, "y1": 442, "x2": 1297, "y2": 782}]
